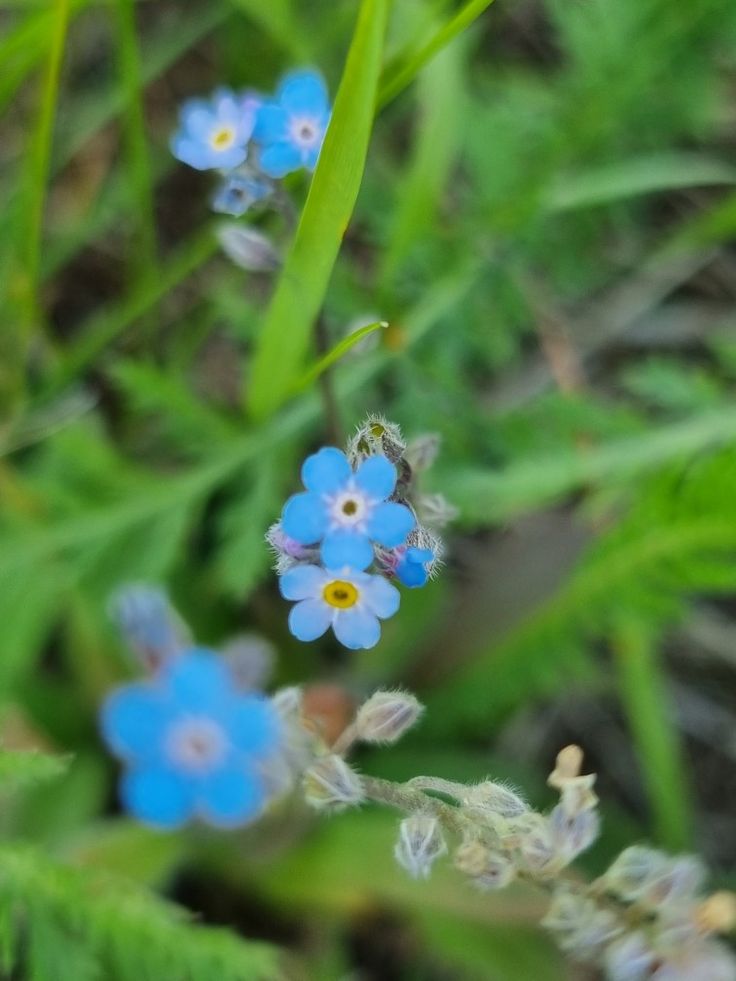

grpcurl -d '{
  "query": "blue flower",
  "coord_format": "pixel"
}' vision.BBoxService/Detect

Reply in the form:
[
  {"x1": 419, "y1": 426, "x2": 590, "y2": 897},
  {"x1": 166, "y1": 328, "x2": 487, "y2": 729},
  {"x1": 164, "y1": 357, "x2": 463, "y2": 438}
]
[
  {"x1": 101, "y1": 649, "x2": 282, "y2": 829},
  {"x1": 253, "y1": 69, "x2": 331, "y2": 178},
  {"x1": 171, "y1": 89, "x2": 256, "y2": 171},
  {"x1": 212, "y1": 172, "x2": 272, "y2": 217},
  {"x1": 395, "y1": 547, "x2": 435, "y2": 588},
  {"x1": 109, "y1": 584, "x2": 187, "y2": 668},
  {"x1": 279, "y1": 564, "x2": 400, "y2": 650},
  {"x1": 281, "y1": 447, "x2": 416, "y2": 571}
]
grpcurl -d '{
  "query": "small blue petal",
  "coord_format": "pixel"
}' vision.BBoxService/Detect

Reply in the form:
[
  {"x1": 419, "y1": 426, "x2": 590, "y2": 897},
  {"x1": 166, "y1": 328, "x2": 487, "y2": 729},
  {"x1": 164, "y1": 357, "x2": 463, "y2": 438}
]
[
  {"x1": 121, "y1": 765, "x2": 194, "y2": 829},
  {"x1": 354, "y1": 456, "x2": 396, "y2": 500},
  {"x1": 101, "y1": 683, "x2": 171, "y2": 762},
  {"x1": 227, "y1": 695, "x2": 281, "y2": 756},
  {"x1": 164, "y1": 650, "x2": 230, "y2": 710},
  {"x1": 333, "y1": 608, "x2": 381, "y2": 650},
  {"x1": 301, "y1": 447, "x2": 351, "y2": 494},
  {"x1": 199, "y1": 766, "x2": 265, "y2": 827},
  {"x1": 288, "y1": 599, "x2": 332, "y2": 642},
  {"x1": 281, "y1": 491, "x2": 328, "y2": 544},
  {"x1": 321, "y1": 530, "x2": 373, "y2": 571},
  {"x1": 361, "y1": 575, "x2": 401, "y2": 617},
  {"x1": 180, "y1": 101, "x2": 214, "y2": 137},
  {"x1": 407, "y1": 547, "x2": 434, "y2": 564},
  {"x1": 279, "y1": 564, "x2": 325, "y2": 600},
  {"x1": 366, "y1": 501, "x2": 415, "y2": 547},
  {"x1": 278, "y1": 70, "x2": 329, "y2": 115},
  {"x1": 259, "y1": 140, "x2": 303, "y2": 178},
  {"x1": 253, "y1": 103, "x2": 288, "y2": 142}
]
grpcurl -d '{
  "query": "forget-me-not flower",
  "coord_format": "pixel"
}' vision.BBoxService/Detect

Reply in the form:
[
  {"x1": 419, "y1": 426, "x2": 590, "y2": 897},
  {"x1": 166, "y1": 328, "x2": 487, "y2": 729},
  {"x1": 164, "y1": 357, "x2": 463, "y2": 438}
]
[
  {"x1": 171, "y1": 89, "x2": 256, "y2": 171},
  {"x1": 281, "y1": 447, "x2": 416, "y2": 571},
  {"x1": 101, "y1": 649, "x2": 282, "y2": 829},
  {"x1": 213, "y1": 172, "x2": 272, "y2": 217},
  {"x1": 279, "y1": 564, "x2": 400, "y2": 650},
  {"x1": 253, "y1": 69, "x2": 331, "y2": 178}
]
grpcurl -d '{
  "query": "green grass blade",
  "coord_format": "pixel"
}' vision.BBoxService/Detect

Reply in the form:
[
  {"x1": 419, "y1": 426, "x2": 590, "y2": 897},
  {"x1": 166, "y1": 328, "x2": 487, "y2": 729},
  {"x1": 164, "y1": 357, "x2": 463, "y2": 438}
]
[
  {"x1": 611, "y1": 618, "x2": 693, "y2": 849},
  {"x1": 114, "y1": 0, "x2": 158, "y2": 322},
  {"x1": 246, "y1": 0, "x2": 390, "y2": 420},
  {"x1": 291, "y1": 320, "x2": 387, "y2": 393},
  {"x1": 377, "y1": 0, "x2": 498, "y2": 108}
]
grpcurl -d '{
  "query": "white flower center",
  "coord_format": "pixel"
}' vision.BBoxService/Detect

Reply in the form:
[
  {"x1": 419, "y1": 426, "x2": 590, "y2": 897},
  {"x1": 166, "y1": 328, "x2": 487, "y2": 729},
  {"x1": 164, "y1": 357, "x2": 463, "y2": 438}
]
[
  {"x1": 328, "y1": 487, "x2": 371, "y2": 529},
  {"x1": 165, "y1": 717, "x2": 228, "y2": 773},
  {"x1": 290, "y1": 116, "x2": 320, "y2": 148}
]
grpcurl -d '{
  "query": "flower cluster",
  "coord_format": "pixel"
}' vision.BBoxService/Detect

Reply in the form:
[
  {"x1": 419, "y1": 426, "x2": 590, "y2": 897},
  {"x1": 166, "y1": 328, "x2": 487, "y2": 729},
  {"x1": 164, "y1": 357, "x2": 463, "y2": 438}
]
[
  {"x1": 268, "y1": 417, "x2": 453, "y2": 650},
  {"x1": 171, "y1": 69, "x2": 331, "y2": 218},
  {"x1": 297, "y1": 692, "x2": 736, "y2": 981},
  {"x1": 100, "y1": 586, "x2": 296, "y2": 830}
]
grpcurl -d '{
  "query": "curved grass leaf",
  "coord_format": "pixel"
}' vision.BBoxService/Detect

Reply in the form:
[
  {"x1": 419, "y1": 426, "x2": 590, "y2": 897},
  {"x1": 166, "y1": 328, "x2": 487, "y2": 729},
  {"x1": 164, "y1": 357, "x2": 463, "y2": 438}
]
[{"x1": 246, "y1": 0, "x2": 390, "y2": 419}]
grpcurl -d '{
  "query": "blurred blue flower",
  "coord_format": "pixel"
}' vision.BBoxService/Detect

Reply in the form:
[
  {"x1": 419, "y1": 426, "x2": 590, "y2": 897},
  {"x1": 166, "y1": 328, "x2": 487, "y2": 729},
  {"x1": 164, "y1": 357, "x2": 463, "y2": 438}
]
[
  {"x1": 212, "y1": 172, "x2": 272, "y2": 217},
  {"x1": 279, "y1": 564, "x2": 400, "y2": 650},
  {"x1": 101, "y1": 649, "x2": 281, "y2": 829},
  {"x1": 109, "y1": 584, "x2": 189, "y2": 669},
  {"x1": 171, "y1": 89, "x2": 256, "y2": 171},
  {"x1": 395, "y1": 546, "x2": 435, "y2": 588},
  {"x1": 281, "y1": 447, "x2": 415, "y2": 570},
  {"x1": 253, "y1": 69, "x2": 331, "y2": 178}
]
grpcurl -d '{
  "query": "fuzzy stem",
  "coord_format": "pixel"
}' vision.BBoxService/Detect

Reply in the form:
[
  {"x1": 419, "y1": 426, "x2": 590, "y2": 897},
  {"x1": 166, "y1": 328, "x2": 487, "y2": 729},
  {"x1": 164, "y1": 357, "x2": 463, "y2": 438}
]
[{"x1": 361, "y1": 775, "x2": 467, "y2": 835}]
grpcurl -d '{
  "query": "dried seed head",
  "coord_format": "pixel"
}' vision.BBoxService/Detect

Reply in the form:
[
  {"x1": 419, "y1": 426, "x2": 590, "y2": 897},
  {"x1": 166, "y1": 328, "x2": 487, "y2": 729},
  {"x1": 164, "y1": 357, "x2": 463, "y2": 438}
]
[
  {"x1": 394, "y1": 814, "x2": 447, "y2": 879},
  {"x1": 303, "y1": 754, "x2": 364, "y2": 811},
  {"x1": 355, "y1": 690, "x2": 423, "y2": 745}
]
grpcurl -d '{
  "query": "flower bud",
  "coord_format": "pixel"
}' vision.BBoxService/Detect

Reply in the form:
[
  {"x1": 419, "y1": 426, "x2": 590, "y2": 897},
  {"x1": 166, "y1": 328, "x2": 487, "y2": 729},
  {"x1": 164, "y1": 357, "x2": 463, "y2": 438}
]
[
  {"x1": 549, "y1": 803, "x2": 600, "y2": 865},
  {"x1": 559, "y1": 774, "x2": 598, "y2": 817},
  {"x1": 462, "y1": 782, "x2": 529, "y2": 819},
  {"x1": 222, "y1": 633, "x2": 274, "y2": 690},
  {"x1": 695, "y1": 892, "x2": 736, "y2": 935},
  {"x1": 394, "y1": 814, "x2": 447, "y2": 879},
  {"x1": 216, "y1": 224, "x2": 280, "y2": 272},
  {"x1": 604, "y1": 846, "x2": 670, "y2": 902},
  {"x1": 355, "y1": 690, "x2": 423, "y2": 745},
  {"x1": 454, "y1": 840, "x2": 515, "y2": 891},
  {"x1": 108, "y1": 584, "x2": 189, "y2": 669},
  {"x1": 347, "y1": 415, "x2": 406, "y2": 466},
  {"x1": 265, "y1": 522, "x2": 318, "y2": 574},
  {"x1": 604, "y1": 932, "x2": 656, "y2": 981},
  {"x1": 548, "y1": 744, "x2": 584, "y2": 789},
  {"x1": 510, "y1": 813, "x2": 556, "y2": 875},
  {"x1": 404, "y1": 434, "x2": 441, "y2": 473},
  {"x1": 272, "y1": 686, "x2": 303, "y2": 720},
  {"x1": 416, "y1": 493, "x2": 458, "y2": 529},
  {"x1": 639, "y1": 855, "x2": 705, "y2": 910},
  {"x1": 303, "y1": 754, "x2": 364, "y2": 811}
]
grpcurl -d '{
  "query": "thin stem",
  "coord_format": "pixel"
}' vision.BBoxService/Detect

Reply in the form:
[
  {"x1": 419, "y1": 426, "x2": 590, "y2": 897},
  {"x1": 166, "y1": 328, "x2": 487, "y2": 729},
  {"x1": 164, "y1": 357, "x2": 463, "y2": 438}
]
[
  {"x1": 315, "y1": 314, "x2": 343, "y2": 445},
  {"x1": 361, "y1": 775, "x2": 467, "y2": 835}
]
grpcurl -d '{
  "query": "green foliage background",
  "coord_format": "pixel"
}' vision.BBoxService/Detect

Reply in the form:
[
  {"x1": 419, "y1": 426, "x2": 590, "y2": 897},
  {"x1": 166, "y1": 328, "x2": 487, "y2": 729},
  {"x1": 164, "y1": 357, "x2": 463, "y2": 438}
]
[{"x1": 1, "y1": 0, "x2": 736, "y2": 977}]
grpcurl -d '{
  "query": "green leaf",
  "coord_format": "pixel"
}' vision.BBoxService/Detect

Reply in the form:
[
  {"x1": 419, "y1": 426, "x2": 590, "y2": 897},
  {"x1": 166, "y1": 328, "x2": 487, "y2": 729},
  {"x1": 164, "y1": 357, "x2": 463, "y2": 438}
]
[
  {"x1": 290, "y1": 320, "x2": 387, "y2": 394},
  {"x1": 545, "y1": 153, "x2": 736, "y2": 212},
  {"x1": 0, "y1": 749, "x2": 70, "y2": 793},
  {"x1": 246, "y1": 0, "x2": 390, "y2": 419}
]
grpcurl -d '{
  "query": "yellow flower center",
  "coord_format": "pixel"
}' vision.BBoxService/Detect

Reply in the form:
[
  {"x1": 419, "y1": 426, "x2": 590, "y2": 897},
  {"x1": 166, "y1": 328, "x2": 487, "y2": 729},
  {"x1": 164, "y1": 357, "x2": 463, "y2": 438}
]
[
  {"x1": 210, "y1": 126, "x2": 235, "y2": 150},
  {"x1": 323, "y1": 580, "x2": 359, "y2": 609}
]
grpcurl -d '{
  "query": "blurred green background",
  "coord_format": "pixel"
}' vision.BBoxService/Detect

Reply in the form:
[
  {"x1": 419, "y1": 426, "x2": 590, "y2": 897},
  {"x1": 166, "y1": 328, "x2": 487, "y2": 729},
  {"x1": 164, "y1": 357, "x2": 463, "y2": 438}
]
[{"x1": 1, "y1": 0, "x2": 736, "y2": 977}]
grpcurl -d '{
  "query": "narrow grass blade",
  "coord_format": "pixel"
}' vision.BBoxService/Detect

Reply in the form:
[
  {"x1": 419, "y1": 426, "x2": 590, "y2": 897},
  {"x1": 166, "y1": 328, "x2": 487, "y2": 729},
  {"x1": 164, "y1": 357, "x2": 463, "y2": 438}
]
[
  {"x1": 378, "y1": 0, "x2": 498, "y2": 108},
  {"x1": 291, "y1": 321, "x2": 387, "y2": 393},
  {"x1": 246, "y1": 0, "x2": 390, "y2": 419},
  {"x1": 612, "y1": 618, "x2": 693, "y2": 849}
]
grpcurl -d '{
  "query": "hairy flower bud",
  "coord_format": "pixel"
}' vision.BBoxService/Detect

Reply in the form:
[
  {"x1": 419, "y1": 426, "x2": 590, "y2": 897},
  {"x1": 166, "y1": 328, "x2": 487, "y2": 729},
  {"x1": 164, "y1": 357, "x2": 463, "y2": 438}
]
[
  {"x1": 559, "y1": 774, "x2": 598, "y2": 817},
  {"x1": 272, "y1": 686, "x2": 303, "y2": 720},
  {"x1": 543, "y1": 891, "x2": 621, "y2": 961},
  {"x1": 303, "y1": 754, "x2": 364, "y2": 811},
  {"x1": 462, "y1": 781, "x2": 529, "y2": 819},
  {"x1": 355, "y1": 690, "x2": 423, "y2": 745},
  {"x1": 415, "y1": 493, "x2": 458, "y2": 529},
  {"x1": 108, "y1": 584, "x2": 189, "y2": 669},
  {"x1": 604, "y1": 846, "x2": 671, "y2": 902},
  {"x1": 347, "y1": 415, "x2": 406, "y2": 466},
  {"x1": 222, "y1": 633, "x2": 274, "y2": 690},
  {"x1": 217, "y1": 223, "x2": 281, "y2": 271},
  {"x1": 604, "y1": 932, "x2": 656, "y2": 981},
  {"x1": 404, "y1": 434, "x2": 441, "y2": 473},
  {"x1": 454, "y1": 840, "x2": 515, "y2": 891},
  {"x1": 394, "y1": 814, "x2": 447, "y2": 879},
  {"x1": 549, "y1": 803, "x2": 600, "y2": 865}
]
